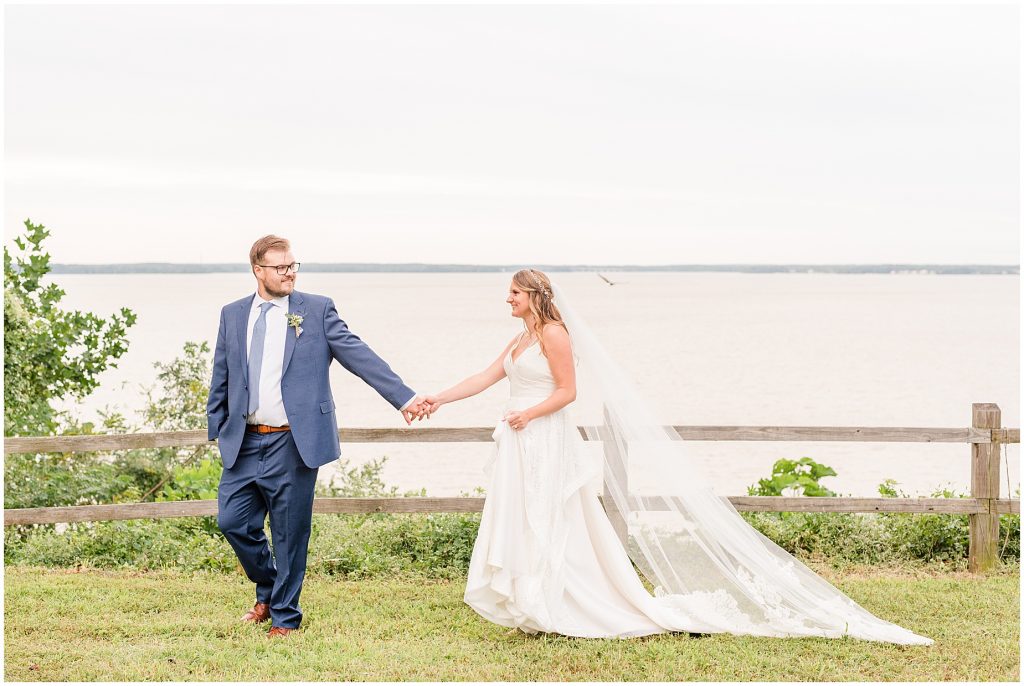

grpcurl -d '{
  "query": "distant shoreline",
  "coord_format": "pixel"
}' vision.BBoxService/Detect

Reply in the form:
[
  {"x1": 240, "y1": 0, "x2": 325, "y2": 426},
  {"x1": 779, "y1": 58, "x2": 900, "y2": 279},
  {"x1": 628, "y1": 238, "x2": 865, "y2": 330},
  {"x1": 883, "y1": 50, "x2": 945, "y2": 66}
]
[{"x1": 49, "y1": 263, "x2": 1020, "y2": 275}]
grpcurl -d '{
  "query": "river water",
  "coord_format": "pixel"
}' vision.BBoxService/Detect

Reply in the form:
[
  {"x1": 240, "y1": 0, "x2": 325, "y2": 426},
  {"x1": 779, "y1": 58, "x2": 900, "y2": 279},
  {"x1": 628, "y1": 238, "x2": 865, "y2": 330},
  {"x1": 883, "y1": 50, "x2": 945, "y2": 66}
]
[{"x1": 50, "y1": 271, "x2": 1020, "y2": 498}]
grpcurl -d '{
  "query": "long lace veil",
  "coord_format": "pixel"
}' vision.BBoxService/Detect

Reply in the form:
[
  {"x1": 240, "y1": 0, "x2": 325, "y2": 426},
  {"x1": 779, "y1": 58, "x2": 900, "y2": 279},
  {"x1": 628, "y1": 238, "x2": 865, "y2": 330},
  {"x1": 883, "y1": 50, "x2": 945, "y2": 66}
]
[{"x1": 551, "y1": 281, "x2": 932, "y2": 645}]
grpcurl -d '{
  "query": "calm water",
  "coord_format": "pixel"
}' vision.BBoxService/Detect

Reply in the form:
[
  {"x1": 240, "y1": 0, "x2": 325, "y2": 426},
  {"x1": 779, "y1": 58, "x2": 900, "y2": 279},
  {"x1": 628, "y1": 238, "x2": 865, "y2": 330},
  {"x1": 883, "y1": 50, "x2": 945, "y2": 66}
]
[{"x1": 50, "y1": 272, "x2": 1020, "y2": 498}]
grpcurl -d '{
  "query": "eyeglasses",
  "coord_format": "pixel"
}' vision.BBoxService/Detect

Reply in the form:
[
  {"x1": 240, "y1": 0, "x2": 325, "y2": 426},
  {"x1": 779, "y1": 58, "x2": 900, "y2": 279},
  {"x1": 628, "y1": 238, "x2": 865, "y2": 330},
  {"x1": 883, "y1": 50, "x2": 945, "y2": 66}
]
[{"x1": 256, "y1": 262, "x2": 301, "y2": 275}]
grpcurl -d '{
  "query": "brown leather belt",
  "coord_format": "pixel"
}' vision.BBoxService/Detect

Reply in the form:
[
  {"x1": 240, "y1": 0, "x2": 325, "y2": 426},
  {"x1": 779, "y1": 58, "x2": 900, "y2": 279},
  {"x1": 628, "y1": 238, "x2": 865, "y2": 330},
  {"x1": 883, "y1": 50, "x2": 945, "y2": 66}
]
[{"x1": 246, "y1": 424, "x2": 291, "y2": 434}]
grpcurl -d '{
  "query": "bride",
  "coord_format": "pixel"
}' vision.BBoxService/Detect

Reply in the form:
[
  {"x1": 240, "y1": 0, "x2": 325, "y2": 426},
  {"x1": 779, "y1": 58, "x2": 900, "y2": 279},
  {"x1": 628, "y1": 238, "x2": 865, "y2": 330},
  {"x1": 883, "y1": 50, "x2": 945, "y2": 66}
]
[{"x1": 423, "y1": 269, "x2": 932, "y2": 644}]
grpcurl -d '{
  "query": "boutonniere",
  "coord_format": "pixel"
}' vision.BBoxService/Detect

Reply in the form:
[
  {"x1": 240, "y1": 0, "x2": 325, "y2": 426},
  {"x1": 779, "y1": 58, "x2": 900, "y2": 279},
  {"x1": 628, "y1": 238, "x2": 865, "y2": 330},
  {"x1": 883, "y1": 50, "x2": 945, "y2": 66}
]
[{"x1": 286, "y1": 313, "x2": 304, "y2": 338}]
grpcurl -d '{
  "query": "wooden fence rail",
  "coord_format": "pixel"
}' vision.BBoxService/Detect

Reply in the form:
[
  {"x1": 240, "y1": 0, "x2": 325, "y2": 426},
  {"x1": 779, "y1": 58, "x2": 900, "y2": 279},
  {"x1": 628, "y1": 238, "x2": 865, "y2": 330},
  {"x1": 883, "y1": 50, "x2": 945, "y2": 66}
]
[
  {"x1": 5, "y1": 426, "x2": 1020, "y2": 455},
  {"x1": 5, "y1": 496, "x2": 1015, "y2": 528},
  {"x1": 4, "y1": 402, "x2": 1019, "y2": 572}
]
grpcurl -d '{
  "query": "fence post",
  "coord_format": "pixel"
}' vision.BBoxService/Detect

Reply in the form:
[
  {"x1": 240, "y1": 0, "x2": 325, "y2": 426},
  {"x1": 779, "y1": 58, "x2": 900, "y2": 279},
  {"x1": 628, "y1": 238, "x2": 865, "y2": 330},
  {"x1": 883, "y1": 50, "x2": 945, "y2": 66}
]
[
  {"x1": 969, "y1": 403, "x2": 1001, "y2": 573},
  {"x1": 599, "y1": 405, "x2": 629, "y2": 546}
]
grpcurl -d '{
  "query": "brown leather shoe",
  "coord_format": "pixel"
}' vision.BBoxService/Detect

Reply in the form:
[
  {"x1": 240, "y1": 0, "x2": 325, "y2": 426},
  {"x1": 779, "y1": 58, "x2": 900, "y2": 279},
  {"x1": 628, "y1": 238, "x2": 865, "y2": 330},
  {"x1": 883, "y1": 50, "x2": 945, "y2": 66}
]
[
  {"x1": 267, "y1": 626, "x2": 295, "y2": 638},
  {"x1": 241, "y1": 602, "x2": 271, "y2": 623}
]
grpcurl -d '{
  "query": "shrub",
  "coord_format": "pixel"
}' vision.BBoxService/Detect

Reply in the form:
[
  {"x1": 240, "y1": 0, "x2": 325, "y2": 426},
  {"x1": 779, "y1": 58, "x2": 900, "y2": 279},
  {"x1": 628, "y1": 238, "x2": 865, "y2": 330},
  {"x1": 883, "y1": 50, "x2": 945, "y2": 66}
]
[
  {"x1": 747, "y1": 457, "x2": 837, "y2": 497},
  {"x1": 742, "y1": 475, "x2": 1020, "y2": 568},
  {"x1": 5, "y1": 519, "x2": 238, "y2": 573},
  {"x1": 4, "y1": 453, "x2": 484, "y2": 578},
  {"x1": 308, "y1": 511, "x2": 481, "y2": 579}
]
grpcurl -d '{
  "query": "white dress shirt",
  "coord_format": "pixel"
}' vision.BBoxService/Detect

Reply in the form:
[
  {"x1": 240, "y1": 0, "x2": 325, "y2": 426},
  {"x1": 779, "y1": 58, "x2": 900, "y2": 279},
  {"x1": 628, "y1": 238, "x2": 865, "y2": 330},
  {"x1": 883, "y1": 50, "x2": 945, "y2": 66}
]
[
  {"x1": 245, "y1": 292, "x2": 419, "y2": 425},
  {"x1": 246, "y1": 293, "x2": 290, "y2": 427}
]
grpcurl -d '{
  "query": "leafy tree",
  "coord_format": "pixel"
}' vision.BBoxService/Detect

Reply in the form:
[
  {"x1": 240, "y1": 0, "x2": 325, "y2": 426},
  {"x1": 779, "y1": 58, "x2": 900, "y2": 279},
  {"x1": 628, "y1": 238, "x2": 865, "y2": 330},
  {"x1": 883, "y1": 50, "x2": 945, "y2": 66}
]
[{"x1": 4, "y1": 220, "x2": 137, "y2": 435}]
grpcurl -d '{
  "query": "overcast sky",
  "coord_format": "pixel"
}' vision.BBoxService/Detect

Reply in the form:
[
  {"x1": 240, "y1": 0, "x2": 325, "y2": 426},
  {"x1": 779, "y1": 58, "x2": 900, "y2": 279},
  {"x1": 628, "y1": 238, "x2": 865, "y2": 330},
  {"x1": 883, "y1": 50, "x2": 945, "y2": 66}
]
[{"x1": 3, "y1": 2, "x2": 1019, "y2": 265}]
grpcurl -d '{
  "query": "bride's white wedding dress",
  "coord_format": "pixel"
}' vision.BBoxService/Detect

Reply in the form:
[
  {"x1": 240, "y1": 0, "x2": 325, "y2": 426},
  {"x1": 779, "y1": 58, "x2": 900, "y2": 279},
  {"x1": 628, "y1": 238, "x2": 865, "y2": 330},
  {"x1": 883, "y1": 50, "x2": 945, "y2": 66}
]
[
  {"x1": 464, "y1": 337, "x2": 682, "y2": 637},
  {"x1": 464, "y1": 329, "x2": 932, "y2": 645}
]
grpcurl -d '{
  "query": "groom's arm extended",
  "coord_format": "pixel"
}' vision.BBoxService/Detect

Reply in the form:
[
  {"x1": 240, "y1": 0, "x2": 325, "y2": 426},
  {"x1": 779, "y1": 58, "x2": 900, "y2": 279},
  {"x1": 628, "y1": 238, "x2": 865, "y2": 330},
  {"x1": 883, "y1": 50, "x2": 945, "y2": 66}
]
[
  {"x1": 323, "y1": 298, "x2": 417, "y2": 412},
  {"x1": 207, "y1": 308, "x2": 229, "y2": 441}
]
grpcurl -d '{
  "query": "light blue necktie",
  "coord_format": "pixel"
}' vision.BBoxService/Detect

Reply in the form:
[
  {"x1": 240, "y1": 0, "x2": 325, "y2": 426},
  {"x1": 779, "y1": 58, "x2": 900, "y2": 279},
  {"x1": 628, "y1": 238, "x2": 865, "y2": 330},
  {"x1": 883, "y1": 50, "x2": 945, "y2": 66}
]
[{"x1": 247, "y1": 301, "x2": 274, "y2": 416}]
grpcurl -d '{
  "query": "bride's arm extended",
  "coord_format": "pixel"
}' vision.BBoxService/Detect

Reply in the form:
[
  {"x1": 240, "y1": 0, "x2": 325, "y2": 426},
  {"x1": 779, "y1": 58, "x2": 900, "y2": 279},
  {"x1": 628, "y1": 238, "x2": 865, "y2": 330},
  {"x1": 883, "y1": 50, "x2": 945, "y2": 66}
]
[
  {"x1": 505, "y1": 324, "x2": 575, "y2": 430},
  {"x1": 424, "y1": 337, "x2": 518, "y2": 412}
]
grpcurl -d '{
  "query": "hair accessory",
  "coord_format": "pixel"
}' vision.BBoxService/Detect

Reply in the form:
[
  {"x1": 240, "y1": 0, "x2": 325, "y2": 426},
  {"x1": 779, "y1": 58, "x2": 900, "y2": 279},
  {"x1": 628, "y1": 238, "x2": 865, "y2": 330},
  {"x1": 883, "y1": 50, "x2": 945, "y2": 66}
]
[{"x1": 528, "y1": 269, "x2": 552, "y2": 300}]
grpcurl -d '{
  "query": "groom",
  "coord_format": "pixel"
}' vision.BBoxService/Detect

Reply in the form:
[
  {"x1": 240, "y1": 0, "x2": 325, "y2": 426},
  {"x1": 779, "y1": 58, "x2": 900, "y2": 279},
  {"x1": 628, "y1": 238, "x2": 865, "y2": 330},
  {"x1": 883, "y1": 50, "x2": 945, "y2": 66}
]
[{"x1": 207, "y1": 235, "x2": 429, "y2": 637}]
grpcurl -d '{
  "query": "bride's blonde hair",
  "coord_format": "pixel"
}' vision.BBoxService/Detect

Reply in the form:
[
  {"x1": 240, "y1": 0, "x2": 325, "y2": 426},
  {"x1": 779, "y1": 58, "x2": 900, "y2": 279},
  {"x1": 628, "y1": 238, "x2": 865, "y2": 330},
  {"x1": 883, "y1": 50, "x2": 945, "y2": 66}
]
[{"x1": 512, "y1": 269, "x2": 566, "y2": 356}]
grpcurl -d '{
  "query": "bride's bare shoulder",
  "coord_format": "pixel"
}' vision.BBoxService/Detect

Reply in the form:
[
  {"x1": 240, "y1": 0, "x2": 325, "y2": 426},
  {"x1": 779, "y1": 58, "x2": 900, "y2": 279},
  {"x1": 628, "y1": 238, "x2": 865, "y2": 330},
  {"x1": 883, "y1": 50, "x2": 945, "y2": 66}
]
[
  {"x1": 542, "y1": 322, "x2": 569, "y2": 340},
  {"x1": 542, "y1": 323, "x2": 570, "y2": 352}
]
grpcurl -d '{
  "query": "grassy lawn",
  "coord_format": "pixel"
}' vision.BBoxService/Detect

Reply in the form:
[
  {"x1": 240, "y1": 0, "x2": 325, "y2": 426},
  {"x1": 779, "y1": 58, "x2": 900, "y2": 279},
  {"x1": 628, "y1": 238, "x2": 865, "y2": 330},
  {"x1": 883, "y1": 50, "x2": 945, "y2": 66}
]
[{"x1": 3, "y1": 565, "x2": 1018, "y2": 681}]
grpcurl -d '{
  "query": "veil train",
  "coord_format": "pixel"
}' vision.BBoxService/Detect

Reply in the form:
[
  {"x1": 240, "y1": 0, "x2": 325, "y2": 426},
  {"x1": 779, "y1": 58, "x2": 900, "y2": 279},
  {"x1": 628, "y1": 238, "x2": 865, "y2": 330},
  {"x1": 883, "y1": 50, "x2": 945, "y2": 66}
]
[{"x1": 553, "y1": 281, "x2": 932, "y2": 645}]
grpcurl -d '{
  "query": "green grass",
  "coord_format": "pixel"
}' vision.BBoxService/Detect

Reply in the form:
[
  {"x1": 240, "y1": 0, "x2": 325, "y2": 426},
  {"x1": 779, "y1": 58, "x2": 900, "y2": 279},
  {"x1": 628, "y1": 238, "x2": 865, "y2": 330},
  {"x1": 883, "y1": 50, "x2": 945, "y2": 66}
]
[{"x1": 3, "y1": 565, "x2": 1018, "y2": 681}]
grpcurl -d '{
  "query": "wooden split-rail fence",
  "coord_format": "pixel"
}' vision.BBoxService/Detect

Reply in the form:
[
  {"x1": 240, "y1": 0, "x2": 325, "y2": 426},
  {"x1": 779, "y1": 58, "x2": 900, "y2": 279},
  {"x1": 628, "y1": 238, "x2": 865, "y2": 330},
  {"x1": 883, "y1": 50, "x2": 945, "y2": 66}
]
[{"x1": 3, "y1": 402, "x2": 1019, "y2": 573}]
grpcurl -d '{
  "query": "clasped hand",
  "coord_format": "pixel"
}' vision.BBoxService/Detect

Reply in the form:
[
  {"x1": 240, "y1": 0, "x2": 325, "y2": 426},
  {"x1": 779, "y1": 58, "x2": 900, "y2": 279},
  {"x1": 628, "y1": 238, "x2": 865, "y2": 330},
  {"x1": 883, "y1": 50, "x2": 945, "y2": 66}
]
[
  {"x1": 400, "y1": 395, "x2": 443, "y2": 425},
  {"x1": 401, "y1": 397, "x2": 530, "y2": 431}
]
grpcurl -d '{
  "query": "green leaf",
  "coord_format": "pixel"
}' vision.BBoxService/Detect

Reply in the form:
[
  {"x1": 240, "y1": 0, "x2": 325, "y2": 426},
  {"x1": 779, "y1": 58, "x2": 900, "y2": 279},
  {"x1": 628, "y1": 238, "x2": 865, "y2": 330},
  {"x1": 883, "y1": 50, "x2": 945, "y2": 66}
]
[{"x1": 4, "y1": 219, "x2": 137, "y2": 436}]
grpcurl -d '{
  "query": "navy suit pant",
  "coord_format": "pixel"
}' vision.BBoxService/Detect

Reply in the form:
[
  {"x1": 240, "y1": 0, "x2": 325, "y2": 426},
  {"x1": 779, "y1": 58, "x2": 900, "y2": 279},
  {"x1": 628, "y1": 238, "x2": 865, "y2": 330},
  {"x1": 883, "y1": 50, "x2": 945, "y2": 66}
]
[{"x1": 217, "y1": 430, "x2": 318, "y2": 629}]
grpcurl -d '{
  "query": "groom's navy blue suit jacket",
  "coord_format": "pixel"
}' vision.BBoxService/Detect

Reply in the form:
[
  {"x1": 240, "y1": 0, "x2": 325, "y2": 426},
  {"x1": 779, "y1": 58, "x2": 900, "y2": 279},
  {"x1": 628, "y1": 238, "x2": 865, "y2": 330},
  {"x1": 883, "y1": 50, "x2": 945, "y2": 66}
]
[{"x1": 207, "y1": 290, "x2": 416, "y2": 469}]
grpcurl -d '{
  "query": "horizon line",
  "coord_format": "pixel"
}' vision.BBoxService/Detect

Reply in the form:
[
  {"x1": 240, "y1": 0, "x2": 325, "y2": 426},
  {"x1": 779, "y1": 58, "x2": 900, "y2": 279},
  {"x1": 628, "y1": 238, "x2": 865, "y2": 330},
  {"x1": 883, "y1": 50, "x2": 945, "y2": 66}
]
[{"x1": 47, "y1": 262, "x2": 1020, "y2": 274}]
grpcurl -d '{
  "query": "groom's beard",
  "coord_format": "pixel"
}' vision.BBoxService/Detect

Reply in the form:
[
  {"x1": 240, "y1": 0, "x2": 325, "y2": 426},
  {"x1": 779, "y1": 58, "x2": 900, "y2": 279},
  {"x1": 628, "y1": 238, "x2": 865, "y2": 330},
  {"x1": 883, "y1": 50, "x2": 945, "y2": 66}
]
[{"x1": 264, "y1": 280, "x2": 294, "y2": 298}]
